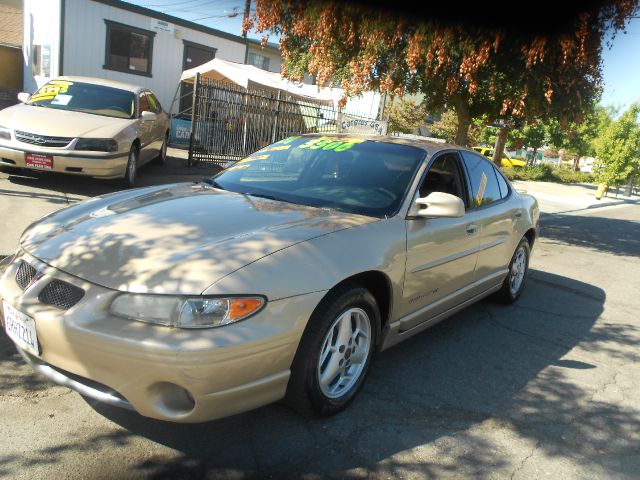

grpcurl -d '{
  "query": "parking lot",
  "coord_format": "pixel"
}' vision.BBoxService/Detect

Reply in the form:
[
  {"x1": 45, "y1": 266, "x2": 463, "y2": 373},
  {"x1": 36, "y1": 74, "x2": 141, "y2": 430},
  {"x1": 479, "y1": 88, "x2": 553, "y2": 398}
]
[{"x1": 1, "y1": 164, "x2": 639, "y2": 479}]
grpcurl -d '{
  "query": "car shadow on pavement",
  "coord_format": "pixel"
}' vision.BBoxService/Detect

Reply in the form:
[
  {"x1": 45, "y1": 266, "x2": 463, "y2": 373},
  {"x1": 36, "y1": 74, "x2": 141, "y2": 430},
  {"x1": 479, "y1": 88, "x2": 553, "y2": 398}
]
[
  {"x1": 540, "y1": 211, "x2": 640, "y2": 257},
  {"x1": 1, "y1": 156, "x2": 221, "y2": 200},
  {"x1": 78, "y1": 269, "x2": 640, "y2": 479}
]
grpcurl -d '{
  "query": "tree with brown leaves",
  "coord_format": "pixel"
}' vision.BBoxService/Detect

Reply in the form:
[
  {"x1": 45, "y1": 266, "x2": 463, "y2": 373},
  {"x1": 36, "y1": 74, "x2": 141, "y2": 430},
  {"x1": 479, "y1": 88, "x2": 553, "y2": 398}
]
[{"x1": 244, "y1": 0, "x2": 637, "y2": 164}]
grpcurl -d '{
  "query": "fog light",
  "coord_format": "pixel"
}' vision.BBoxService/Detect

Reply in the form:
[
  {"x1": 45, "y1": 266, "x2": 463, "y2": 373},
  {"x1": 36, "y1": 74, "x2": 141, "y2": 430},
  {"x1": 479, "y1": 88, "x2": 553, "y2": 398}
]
[{"x1": 148, "y1": 382, "x2": 195, "y2": 417}]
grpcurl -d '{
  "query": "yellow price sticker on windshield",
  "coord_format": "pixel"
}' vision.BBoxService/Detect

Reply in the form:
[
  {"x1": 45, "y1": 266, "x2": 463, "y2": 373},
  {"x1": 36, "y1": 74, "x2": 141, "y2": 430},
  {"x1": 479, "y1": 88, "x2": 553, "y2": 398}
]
[
  {"x1": 237, "y1": 154, "x2": 270, "y2": 164},
  {"x1": 28, "y1": 80, "x2": 74, "y2": 103},
  {"x1": 298, "y1": 136, "x2": 365, "y2": 152},
  {"x1": 265, "y1": 145, "x2": 291, "y2": 152}
]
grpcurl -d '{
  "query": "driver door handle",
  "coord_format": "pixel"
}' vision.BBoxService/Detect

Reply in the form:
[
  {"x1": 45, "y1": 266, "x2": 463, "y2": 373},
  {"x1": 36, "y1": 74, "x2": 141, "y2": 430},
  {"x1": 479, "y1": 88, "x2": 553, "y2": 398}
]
[{"x1": 466, "y1": 223, "x2": 478, "y2": 235}]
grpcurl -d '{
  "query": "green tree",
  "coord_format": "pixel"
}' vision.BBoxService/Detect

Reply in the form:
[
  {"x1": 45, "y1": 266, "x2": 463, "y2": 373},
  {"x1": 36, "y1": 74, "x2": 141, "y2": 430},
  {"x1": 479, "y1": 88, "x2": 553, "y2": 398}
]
[
  {"x1": 543, "y1": 105, "x2": 613, "y2": 170},
  {"x1": 430, "y1": 110, "x2": 482, "y2": 145},
  {"x1": 519, "y1": 121, "x2": 546, "y2": 165},
  {"x1": 593, "y1": 103, "x2": 640, "y2": 186},
  {"x1": 385, "y1": 99, "x2": 429, "y2": 134}
]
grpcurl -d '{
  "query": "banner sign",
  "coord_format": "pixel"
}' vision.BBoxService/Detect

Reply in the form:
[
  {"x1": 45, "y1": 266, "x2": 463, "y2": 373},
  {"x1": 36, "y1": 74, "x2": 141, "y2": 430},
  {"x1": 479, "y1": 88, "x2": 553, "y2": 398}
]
[
  {"x1": 169, "y1": 117, "x2": 191, "y2": 146},
  {"x1": 337, "y1": 113, "x2": 388, "y2": 136}
]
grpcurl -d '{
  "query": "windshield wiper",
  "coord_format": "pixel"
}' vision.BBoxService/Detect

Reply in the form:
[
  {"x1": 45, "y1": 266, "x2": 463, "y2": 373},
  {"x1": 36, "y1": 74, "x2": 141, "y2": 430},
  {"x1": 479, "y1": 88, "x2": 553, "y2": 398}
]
[
  {"x1": 197, "y1": 178, "x2": 225, "y2": 190},
  {"x1": 242, "y1": 192, "x2": 281, "y2": 201}
]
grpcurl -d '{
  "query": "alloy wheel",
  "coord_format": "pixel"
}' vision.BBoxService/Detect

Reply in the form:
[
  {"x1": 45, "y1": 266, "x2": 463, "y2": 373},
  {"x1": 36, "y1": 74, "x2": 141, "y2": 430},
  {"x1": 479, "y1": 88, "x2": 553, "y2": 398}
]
[{"x1": 317, "y1": 307, "x2": 372, "y2": 399}]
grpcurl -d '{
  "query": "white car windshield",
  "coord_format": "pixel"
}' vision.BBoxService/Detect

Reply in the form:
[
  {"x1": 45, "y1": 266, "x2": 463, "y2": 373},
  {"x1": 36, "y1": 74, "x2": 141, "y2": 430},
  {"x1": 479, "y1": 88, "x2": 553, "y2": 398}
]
[
  {"x1": 212, "y1": 136, "x2": 426, "y2": 217},
  {"x1": 26, "y1": 80, "x2": 135, "y2": 119}
]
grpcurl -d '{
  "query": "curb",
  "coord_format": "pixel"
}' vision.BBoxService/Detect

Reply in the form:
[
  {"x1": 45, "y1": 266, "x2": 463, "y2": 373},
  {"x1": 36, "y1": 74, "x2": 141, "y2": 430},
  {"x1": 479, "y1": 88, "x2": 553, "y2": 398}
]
[{"x1": 549, "y1": 198, "x2": 639, "y2": 215}]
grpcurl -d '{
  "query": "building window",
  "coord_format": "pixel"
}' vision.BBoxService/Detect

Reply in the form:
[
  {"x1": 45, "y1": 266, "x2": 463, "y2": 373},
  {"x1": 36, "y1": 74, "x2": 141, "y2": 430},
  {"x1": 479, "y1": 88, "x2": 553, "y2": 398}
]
[
  {"x1": 104, "y1": 20, "x2": 156, "y2": 77},
  {"x1": 247, "y1": 52, "x2": 270, "y2": 71}
]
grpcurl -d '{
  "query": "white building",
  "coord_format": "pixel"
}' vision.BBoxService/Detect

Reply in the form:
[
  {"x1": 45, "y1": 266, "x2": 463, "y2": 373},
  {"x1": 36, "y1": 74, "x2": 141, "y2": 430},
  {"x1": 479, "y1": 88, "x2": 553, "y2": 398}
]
[
  {"x1": 21, "y1": 0, "x2": 380, "y2": 119},
  {"x1": 22, "y1": 0, "x2": 280, "y2": 113}
]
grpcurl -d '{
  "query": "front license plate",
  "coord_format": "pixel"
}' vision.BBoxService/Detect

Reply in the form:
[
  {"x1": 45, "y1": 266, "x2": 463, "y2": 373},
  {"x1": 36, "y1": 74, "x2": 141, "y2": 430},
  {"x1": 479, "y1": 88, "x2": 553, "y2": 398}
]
[
  {"x1": 3, "y1": 301, "x2": 40, "y2": 356},
  {"x1": 25, "y1": 153, "x2": 54, "y2": 170}
]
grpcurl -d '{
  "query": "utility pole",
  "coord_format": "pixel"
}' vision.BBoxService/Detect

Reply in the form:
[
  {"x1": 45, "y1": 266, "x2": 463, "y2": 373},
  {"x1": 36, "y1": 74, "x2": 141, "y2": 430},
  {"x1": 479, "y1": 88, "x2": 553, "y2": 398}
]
[
  {"x1": 242, "y1": 0, "x2": 251, "y2": 38},
  {"x1": 242, "y1": 0, "x2": 251, "y2": 64}
]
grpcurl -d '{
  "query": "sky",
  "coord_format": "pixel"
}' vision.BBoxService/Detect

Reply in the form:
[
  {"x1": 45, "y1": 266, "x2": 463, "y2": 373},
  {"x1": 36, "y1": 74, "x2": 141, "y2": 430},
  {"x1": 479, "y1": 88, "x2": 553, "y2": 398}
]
[
  {"x1": 126, "y1": 0, "x2": 639, "y2": 112},
  {"x1": 600, "y1": 17, "x2": 640, "y2": 114}
]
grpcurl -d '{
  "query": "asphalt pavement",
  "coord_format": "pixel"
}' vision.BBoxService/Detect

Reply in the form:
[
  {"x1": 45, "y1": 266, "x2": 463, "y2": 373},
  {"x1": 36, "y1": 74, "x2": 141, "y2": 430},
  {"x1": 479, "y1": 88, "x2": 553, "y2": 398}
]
[{"x1": 0, "y1": 161, "x2": 639, "y2": 479}]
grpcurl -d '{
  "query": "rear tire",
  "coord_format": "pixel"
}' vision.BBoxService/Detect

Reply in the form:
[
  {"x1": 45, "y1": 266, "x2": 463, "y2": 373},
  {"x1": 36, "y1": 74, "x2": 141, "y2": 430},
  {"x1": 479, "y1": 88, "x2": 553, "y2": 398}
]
[
  {"x1": 494, "y1": 238, "x2": 530, "y2": 304},
  {"x1": 284, "y1": 284, "x2": 380, "y2": 418}
]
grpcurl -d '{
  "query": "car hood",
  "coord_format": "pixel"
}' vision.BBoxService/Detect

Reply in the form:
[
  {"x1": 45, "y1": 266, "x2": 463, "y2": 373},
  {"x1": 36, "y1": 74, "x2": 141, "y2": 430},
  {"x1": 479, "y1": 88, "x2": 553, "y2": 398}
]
[
  {"x1": 20, "y1": 183, "x2": 376, "y2": 294},
  {"x1": 0, "y1": 103, "x2": 131, "y2": 138}
]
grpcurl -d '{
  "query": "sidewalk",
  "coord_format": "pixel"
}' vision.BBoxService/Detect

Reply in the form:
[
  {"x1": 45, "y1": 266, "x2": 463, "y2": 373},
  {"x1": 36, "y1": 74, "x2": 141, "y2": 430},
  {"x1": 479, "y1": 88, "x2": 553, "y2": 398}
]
[
  {"x1": 512, "y1": 180, "x2": 640, "y2": 214},
  {"x1": 144, "y1": 147, "x2": 223, "y2": 177}
]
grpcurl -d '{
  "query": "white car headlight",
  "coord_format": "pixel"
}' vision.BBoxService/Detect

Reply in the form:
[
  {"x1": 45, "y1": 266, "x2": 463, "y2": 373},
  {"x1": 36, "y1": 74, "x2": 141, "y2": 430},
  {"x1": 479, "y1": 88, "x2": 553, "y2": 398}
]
[
  {"x1": 0, "y1": 125, "x2": 11, "y2": 141},
  {"x1": 110, "y1": 294, "x2": 266, "y2": 328},
  {"x1": 75, "y1": 138, "x2": 118, "y2": 152}
]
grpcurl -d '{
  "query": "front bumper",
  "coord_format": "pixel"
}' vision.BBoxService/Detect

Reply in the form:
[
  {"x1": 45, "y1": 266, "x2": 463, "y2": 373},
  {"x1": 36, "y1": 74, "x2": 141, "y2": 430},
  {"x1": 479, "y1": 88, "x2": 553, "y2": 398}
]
[
  {"x1": 0, "y1": 143, "x2": 128, "y2": 179},
  {"x1": 0, "y1": 251, "x2": 324, "y2": 422}
]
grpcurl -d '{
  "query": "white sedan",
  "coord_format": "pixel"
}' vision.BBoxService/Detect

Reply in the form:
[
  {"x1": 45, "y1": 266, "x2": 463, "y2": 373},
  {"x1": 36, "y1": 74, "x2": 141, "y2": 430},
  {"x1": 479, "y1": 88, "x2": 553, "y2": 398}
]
[{"x1": 0, "y1": 76, "x2": 170, "y2": 186}]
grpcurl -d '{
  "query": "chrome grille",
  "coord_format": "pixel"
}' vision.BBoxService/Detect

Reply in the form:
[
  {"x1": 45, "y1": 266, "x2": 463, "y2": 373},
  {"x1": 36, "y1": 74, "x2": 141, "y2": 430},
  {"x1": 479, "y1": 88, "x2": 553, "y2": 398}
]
[
  {"x1": 38, "y1": 280, "x2": 84, "y2": 310},
  {"x1": 15, "y1": 130, "x2": 74, "y2": 148},
  {"x1": 15, "y1": 261, "x2": 37, "y2": 290}
]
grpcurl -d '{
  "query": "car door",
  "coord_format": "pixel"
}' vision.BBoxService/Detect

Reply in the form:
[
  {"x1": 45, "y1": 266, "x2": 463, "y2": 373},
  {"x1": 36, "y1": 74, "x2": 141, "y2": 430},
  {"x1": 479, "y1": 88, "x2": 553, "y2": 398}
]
[
  {"x1": 459, "y1": 150, "x2": 521, "y2": 288},
  {"x1": 146, "y1": 91, "x2": 166, "y2": 150},
  {"x1": 400, "y1": 151, "x2": 484, "y2": 332},
  {"x1": 137, "y1": 92, "x2": 156, "y2": 164}
]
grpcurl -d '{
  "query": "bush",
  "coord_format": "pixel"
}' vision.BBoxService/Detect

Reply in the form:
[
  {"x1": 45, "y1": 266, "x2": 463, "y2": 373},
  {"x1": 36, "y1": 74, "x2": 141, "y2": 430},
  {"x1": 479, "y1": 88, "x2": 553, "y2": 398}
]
[{"x1": 500, "y1": 164, "x2": 595, "y2": 184}]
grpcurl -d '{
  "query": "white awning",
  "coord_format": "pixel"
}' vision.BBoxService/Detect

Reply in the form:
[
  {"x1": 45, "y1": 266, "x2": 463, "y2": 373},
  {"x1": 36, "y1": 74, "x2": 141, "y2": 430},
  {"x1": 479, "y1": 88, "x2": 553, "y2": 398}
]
[{"x1": 180, "y1": 58, "x2": 335, "y2": 105}]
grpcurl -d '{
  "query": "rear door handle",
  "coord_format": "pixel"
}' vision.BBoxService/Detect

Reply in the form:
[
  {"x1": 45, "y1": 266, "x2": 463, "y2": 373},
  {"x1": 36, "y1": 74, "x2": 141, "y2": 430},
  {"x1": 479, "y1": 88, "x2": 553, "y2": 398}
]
[{"x1": 466, "y1": 224, "x2": 478, "y2": 235}]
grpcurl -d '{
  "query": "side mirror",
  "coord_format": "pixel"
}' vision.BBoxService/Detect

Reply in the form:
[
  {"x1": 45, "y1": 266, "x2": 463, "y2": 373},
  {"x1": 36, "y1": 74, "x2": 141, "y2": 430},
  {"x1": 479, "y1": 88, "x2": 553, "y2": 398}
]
[
  {"x1": 140, "y1": 110, "x2": 155, "y2": 120},
  {"x1": 17, "y1": 92, "x2": 31, "y2": 103},
  {"x1": 413, "y1": 192, "x2": 465, "y2": 218}
]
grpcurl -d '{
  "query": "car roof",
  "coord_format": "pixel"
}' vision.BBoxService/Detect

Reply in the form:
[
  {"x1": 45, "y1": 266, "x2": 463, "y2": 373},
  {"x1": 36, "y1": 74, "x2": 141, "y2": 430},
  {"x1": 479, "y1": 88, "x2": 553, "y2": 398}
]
[
  {"x1": 299, "y1": 133, "x2": 461, "y2": 154},
  {"x1": 53, "y1": 76, "x2": 146, "y2": 94}
]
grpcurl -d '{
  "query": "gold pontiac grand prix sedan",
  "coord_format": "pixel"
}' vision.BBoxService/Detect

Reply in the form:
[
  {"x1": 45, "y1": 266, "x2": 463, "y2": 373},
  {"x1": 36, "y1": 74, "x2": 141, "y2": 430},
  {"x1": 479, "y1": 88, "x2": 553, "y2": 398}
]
[
  {"x1": 0, "y1": 134, "x2": 539, "y2": 423},
  {"x1": 0, "y1": 76, "x2": 170, "y2": 186}
]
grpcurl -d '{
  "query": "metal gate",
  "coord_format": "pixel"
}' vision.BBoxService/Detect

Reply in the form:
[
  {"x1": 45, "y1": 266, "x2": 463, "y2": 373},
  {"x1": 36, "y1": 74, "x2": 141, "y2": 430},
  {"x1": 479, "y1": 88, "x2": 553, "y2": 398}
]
[{"x1": 186, "y1": 74, "x2": 380, "y2": 166}]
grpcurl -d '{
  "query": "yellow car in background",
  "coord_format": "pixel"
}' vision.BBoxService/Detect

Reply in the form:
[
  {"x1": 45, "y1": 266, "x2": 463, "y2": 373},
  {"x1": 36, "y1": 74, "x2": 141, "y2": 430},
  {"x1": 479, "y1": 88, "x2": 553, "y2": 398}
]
[{"x1": 472, "y1": 146, "x2": 527, "y2": 168}]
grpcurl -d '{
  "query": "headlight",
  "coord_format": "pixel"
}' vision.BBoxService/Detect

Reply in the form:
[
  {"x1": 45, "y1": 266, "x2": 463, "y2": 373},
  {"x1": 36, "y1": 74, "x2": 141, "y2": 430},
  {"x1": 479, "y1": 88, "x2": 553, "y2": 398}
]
[
  {"x1": 75, "y1": 138, "x2": 118, "y2": 152},
  {"x1": 109, "y1": 294, "x2": 266, "y2": 328},
  {"x1": 0, "y1": 125, "x2": 11, "y2": 141}
]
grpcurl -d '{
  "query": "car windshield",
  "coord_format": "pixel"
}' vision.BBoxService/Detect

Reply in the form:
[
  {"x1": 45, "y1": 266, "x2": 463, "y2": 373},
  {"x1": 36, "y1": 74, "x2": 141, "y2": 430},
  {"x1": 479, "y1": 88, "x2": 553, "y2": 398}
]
[
  {"x1": 211, "y1": 136, "x2": 425, "y2": 217},
  {"x1": 26, "y1": 80, "x2": 135, "y2": 119}
]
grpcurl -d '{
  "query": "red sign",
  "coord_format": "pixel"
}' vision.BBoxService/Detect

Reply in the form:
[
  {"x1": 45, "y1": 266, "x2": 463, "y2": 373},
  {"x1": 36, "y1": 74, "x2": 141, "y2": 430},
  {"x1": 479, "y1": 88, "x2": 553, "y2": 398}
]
[{"x1": 25, "y1": 153, "x2": 54, "y2": 170}]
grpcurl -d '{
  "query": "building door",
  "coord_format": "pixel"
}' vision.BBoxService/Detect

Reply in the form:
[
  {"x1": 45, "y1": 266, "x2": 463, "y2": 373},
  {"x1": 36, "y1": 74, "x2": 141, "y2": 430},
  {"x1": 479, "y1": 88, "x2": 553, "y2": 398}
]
[{"x1": 179, "y1": 42, "x2": 216, "y2": 116}]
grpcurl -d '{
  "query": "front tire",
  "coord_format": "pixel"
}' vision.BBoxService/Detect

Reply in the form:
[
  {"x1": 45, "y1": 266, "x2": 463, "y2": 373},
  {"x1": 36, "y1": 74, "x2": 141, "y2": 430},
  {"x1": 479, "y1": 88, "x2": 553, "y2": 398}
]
[
  {"x1": 122, "y1": 144, "x2": 138, "y2": 188},
  {"x1": 154, "y1": 133, "x2": 168, "y2": 165},
  {"x1": 495, "y1": 238, "x2": 530, "y2": 304},
  {"x1": 284, "y1": 284, "x2": 380, "y2": 417}
]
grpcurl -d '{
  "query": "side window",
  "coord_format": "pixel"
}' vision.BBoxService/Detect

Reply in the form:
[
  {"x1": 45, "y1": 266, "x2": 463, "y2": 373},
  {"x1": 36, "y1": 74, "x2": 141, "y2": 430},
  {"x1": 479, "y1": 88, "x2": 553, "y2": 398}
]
[
  {"x1": 494, "y1": 166, "x2": 510, "y2": 199},
  {"x1": 139, "y1": 93, "x2": 150, "y2": 115},
  {"x1": 418, "y1": 153, "x2": 467, "y2": 206},
  {"x1": 460, "y1": 151, "x2": 502, "y2": 207},
  {"x1": 147, "y1": 92, "x2": 162, "y2": 113}
]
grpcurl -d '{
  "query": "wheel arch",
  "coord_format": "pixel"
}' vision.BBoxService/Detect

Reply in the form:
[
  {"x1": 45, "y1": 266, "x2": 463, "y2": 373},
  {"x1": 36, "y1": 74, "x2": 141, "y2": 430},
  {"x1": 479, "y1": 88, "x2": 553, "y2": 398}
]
[
  {"x1": 321, "y1": 270, "x2": 393, "y2": 335},
  {"x1": 523, "y1": 227, "x2": 536, "y2": 249}
]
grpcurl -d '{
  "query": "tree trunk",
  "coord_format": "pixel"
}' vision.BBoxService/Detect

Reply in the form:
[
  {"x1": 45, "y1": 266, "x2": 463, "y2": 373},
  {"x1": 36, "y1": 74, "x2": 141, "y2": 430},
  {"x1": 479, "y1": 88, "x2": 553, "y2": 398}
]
[
  {"x1": 572, "y1": 156, "x2": 580, "y2": 171},
  {"x1": 492, "y1": 127, "x2": 508, "y2": 167},
  {"x1": 530, "y1": 147, "x2": 538, "y2": 166},
  {"x1": 455, "y1": 101, "x2": 471, "y2": 146}
]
